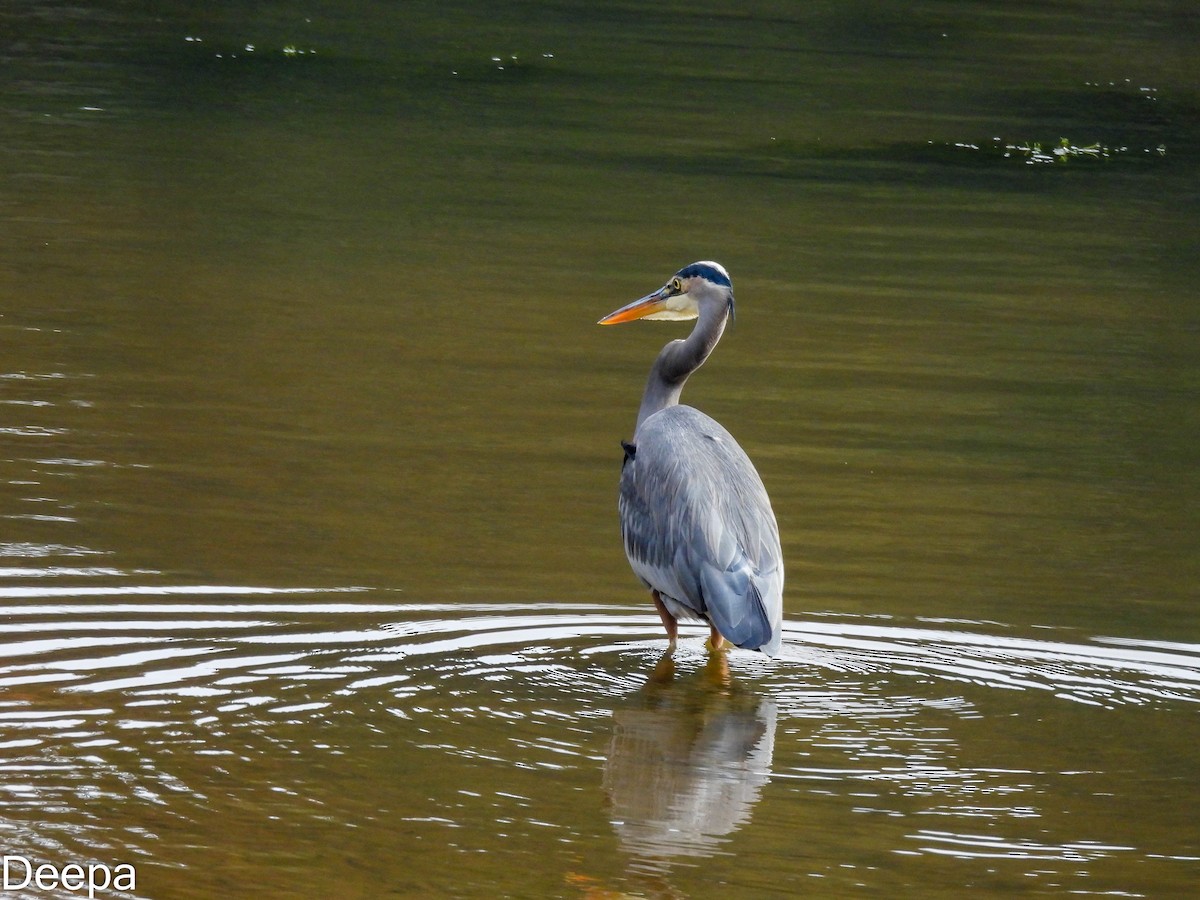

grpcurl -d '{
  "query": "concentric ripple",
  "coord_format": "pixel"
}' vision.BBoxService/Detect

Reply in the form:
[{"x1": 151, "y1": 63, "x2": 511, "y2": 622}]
[
  {"x1": 1, "y1": 585, "x2": 1199, "y2": 897},
  {"x1": 4, "y1": 586, "x2": 1196, "y2": 712}
]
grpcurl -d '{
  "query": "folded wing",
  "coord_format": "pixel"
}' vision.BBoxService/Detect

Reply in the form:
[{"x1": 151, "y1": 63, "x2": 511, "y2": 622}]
[{"x1": 619, "y1": 405, "x2": 783, "y2": 655}]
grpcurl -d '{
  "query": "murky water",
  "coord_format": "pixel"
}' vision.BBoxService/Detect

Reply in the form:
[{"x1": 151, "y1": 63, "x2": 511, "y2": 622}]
[{"x1": 3, "y1": 1, "x2": 1199, "y2": 897}]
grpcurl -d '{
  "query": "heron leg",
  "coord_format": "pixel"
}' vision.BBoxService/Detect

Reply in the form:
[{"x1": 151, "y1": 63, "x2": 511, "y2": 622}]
[
  {"x1": 650, "y1": 590, "x2": 678, "y2": 652},
  {"x1": 706, "y1": 625, "x2": 728, "y2": 654}
]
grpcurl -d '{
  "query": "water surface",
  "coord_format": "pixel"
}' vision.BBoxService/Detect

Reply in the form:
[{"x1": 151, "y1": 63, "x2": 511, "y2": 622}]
[{"x1": 2, "y1": 1, "x2": 1198, "y2": 897}]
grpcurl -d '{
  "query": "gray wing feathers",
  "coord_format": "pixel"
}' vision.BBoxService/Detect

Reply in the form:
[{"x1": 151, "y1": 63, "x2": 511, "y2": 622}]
[
  {"x1": 619, "y1": 406, "x2": 784, "y2": 655},
  {"x1": 700, "y1": 563, "x2": 780, "y2": 657}
]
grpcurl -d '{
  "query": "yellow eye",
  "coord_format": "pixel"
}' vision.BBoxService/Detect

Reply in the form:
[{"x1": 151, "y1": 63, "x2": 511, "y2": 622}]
[{"x1": 670, "y1": 278, "x2": 683, "y2": 292}]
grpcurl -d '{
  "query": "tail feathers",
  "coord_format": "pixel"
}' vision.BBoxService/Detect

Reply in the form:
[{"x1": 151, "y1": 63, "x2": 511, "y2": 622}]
[{"x1": 699, "y1": 563, "x2": 781, "y2": 656}]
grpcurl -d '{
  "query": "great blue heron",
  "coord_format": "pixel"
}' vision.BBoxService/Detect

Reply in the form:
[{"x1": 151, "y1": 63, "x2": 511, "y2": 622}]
[{"x1": 599, "y1": 261, "x2": 783, "y2": 656}]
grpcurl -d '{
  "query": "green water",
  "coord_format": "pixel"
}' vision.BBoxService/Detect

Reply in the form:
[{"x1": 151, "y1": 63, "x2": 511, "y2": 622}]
[{"x1": 2, "y1": 2, "x2": 1199, "y2": 897}]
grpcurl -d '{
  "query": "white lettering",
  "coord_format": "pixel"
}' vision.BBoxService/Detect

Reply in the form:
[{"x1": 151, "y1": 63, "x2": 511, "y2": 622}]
[
  {"x1": 61, "y1": 863, "x2": 85, "y2": 890},
  {"x1": 35, "y1": 863, "x2": 60, "y2": 890},
  {"x1": 4, "y1": 856, "x2": 32, "y2": 889},
  {"x1": 112, "y1": 864, "x2": 135, "y2": 892},
  {"x1": 87, "y1": 863, "x2": 111, "y2": 898},
  {"x1": 0, "y1": 856, "x2": 134, "y2": 896}
]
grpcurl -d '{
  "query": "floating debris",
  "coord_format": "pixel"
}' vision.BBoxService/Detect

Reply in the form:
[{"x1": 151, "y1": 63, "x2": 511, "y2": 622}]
[
  {"x1": 1006, "y1": 138, "x2": 1110, "y2": 165},
  {"x1": 184, "y1": 36, "x2": 316, "y2": 58},
  {"x1": 934, "y1": 136, "x2": 1167, "y2": 166}
]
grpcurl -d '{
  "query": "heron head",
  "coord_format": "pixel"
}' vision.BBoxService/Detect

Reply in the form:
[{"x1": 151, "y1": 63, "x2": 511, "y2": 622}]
[{"x1": 598, "y1": 261, "x2": 735, "y2": 325}]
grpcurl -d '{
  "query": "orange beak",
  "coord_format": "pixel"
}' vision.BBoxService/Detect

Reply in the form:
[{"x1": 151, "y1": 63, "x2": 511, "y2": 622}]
[{"x1": 597, "y1": 285, "x2": 671, "y2": 325}]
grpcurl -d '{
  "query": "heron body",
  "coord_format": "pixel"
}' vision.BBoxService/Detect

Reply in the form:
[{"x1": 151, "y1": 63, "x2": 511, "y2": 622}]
[{"x1": 599, "y1": 262, "x2": 784, "y2": 656}]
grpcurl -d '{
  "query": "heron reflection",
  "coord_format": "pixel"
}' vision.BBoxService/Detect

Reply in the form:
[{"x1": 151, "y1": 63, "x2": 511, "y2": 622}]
[{"x1": 603, "y1": 654, "x2": 777, "y2": 878}]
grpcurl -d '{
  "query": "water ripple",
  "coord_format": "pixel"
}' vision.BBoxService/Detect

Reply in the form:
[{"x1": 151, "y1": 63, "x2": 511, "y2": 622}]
[
  {"x1": 0, "y1": 587, "x2": 1197, "y2": 712},
  {"x1": 0, "y1": 585, "x2": 1198, "y2": 895}
]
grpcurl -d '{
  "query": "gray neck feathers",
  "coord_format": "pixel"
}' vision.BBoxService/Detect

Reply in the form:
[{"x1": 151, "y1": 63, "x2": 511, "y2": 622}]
[{"x1": 635, "y1": 302, "x2": 729, "y2": 432}]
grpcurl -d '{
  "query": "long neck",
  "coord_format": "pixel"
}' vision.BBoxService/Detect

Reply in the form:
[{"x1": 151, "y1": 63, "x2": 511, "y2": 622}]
[{"x1": 635, "y1": 302, "x2": 729, "y2": 432}]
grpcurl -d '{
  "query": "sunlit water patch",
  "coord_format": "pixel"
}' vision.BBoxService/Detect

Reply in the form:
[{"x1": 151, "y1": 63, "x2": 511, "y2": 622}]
[{"x1": 0, "y1": 586, "x2": 1198, "y2": 897}]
